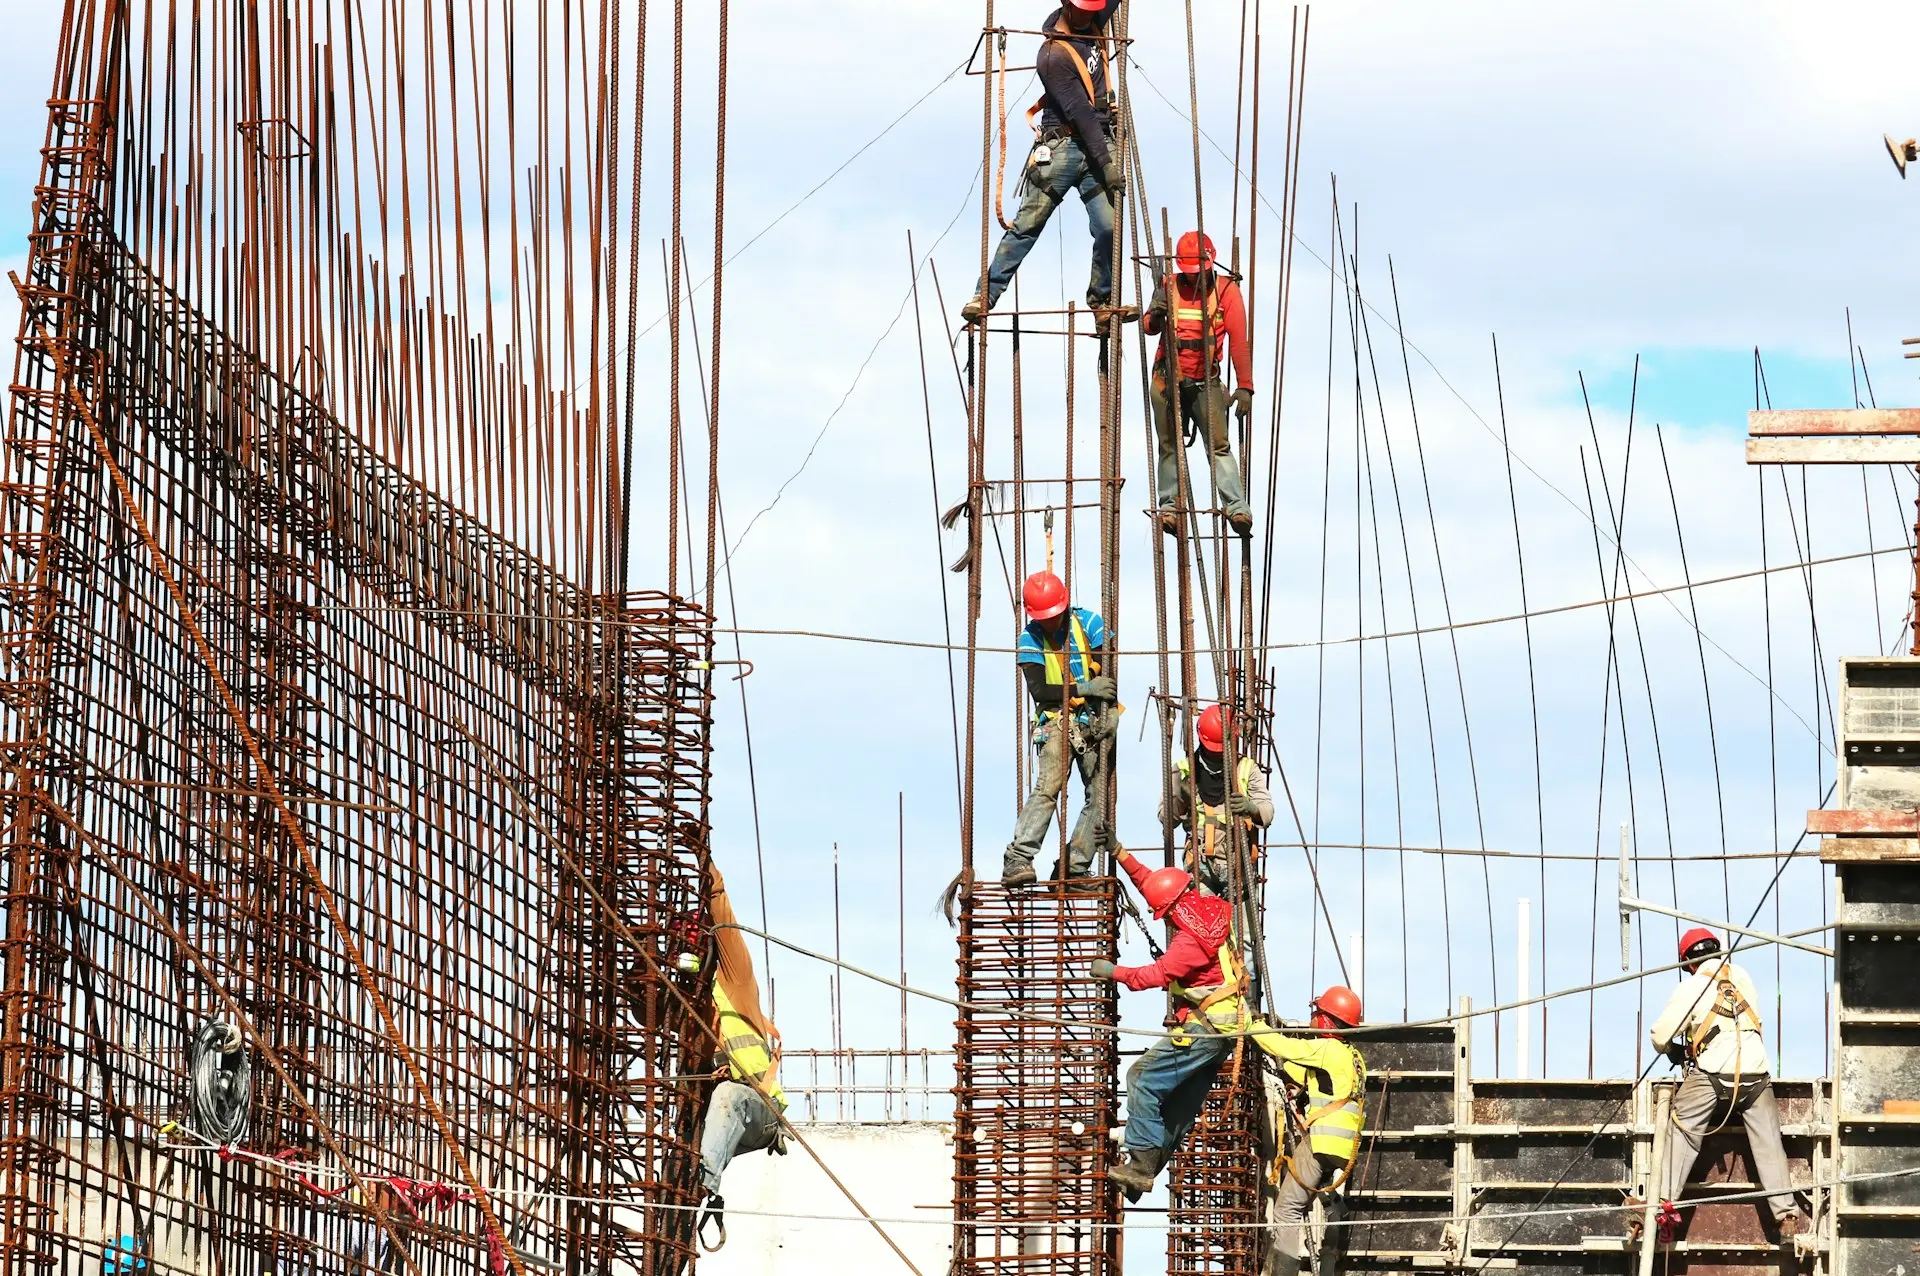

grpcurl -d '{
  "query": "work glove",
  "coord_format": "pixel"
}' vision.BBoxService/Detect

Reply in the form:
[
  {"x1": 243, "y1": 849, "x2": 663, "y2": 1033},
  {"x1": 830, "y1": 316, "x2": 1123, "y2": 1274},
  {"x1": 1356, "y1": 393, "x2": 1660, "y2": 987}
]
[
  {"x1": 1076, "y1": 675, "x2": 1116, "y2": 702},
  {"x1": 1090, "y1": 959, "x2": 1117, "y2": 980},
  {"x1": 1101, "y1": 159, "x2": 1126, "y2": 201},
  {"x1": 1232, "y1": 387, "x2": 1255, "y2": 423},
  {"x1": 1083, "y1": 709, "x2": 1118, "y2": 742},
  {"x1": 1147, "y1": 285, "x2": 1169, "y2": 323},
  {"x1": 1226, "y1": 792, "x2": 1260, "y2": 818}
]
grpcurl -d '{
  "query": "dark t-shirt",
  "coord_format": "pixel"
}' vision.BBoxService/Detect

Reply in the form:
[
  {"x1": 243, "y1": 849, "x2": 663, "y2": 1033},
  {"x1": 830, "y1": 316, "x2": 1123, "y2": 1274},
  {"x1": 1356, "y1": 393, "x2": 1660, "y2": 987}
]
[{"x1": 1037, "y1": 5, "x2": 1115, "y2": 171}]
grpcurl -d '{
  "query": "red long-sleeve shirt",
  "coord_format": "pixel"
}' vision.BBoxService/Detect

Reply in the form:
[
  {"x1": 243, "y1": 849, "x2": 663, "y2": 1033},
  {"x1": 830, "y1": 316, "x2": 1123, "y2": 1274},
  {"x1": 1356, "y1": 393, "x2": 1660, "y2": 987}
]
[
  {"x1": 1143, "y1": 275, "x2": 1254, "y2": 389},
  {"x1": 1113, "y1": 854, "x2": 1227, "y2": 1020}
]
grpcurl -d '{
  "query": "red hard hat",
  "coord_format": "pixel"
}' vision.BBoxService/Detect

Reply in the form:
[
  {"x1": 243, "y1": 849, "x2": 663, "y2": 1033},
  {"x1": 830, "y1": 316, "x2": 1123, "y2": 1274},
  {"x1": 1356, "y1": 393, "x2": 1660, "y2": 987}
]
[
  {"x1": 1678, "y1": 927, "x2": 1721, "y2": 963},
  {"x1": 1022, "y1": 571, "x2": 1069, "y2": 621},
  {"x1": 1175, "y1": 230, "x2": 1216, "y2": 275},
  {"x1": 1063, "y1": 0, "x2": 1107, "y2": 10},
  {"x1": 1139, "y1": 866, "x2": 1192, "y2": 919},
  {"x1": 1196, "y1": 703, "x2": 1228, "y2": 752},
  {"x1": 1311, "y1": 985, "x2": 1363, "y2": 1028}
]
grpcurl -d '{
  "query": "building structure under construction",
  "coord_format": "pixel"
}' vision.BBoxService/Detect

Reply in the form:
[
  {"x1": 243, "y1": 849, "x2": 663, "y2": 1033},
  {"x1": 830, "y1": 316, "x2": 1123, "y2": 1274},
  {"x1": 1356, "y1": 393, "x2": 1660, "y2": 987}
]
[{"x1": 0, "y1": 4, "x2": 1915, "y2": 1276}]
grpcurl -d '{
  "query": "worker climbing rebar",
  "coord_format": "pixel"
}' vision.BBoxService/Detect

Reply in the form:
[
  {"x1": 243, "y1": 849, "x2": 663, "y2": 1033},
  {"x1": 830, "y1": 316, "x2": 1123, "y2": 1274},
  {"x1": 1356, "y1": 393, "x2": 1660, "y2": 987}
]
[
  {"x1": 1158, "y1": 701, "x2": 1273, "y2": 897},
  {"x1": 694, "y1": 868, "x2": 789, "y2": 1250},
  {"x1": 1006, "y1": 569, "x2": 1115, "y2": 885},
  {"x1": 1143, "y1": 230, "x2": 1256, "y2": 536},
  {"x1": 1644, "y1": 927, "x2": 1809, "y2": 1240},
  {"x1": 1266, "y1": 986, "x2": 1367, "y2": 1276},
  {"x1": 963, "y1": 0, "x2": 1136, "y2": 324}
]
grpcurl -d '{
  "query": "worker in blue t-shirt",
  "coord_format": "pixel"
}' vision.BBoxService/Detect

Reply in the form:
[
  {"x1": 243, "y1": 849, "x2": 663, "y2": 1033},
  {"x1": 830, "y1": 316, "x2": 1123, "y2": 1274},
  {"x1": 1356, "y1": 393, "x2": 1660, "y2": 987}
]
[{"x1": 1005, "y1": 570, "x2": 1114, "y2": 885}]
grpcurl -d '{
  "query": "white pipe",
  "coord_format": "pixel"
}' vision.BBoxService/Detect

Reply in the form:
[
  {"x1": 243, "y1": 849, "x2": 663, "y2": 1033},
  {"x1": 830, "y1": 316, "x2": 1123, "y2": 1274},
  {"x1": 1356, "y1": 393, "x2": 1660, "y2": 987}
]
[
  {"x1": 1349, "y1": 931, "x2": 1363, "y2": 1006},
  {"x1": 1516, "y1": 897, "x2": 1531, "y2": 1079},
  {"x1": 1619, "y1": 895, "x2": 1834, "y2": 958}
]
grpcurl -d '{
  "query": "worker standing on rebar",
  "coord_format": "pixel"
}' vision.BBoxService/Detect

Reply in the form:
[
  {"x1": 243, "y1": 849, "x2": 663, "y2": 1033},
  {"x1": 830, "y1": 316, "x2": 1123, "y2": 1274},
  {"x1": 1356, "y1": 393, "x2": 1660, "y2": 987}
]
[
  {"x1": 1265, "y1": 986, "x2": 1367, "y2": 1276},
  {"x1": 1647, "y1": 928, "x2": 1809, "y2": 1238},
  {"x1": 1159, "y1": 702, "x2": 1273, "y2": 897},
  {"x1": 1143, "y1": 231, "x2": 1256, "y2": 536},
  {"x1": 962, "y1": 0, "x2": 1136, "y2": 324},
  {"x1": 694, "y1": 868, "x2": 788, "y2": 1246},
  {"x1": 1006, "y1": 570, "x2": 1114, "y2": 885}
]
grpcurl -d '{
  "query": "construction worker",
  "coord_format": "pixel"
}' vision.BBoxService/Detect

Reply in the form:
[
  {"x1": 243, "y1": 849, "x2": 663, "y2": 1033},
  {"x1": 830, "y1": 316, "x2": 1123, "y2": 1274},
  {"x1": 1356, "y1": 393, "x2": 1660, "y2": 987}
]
[
  {"x1": 963, "y1": 0, "x2": 1133, "y2": 323},
  {"x1": 1143, "y1": 231, "x2": 1255, "y2": 535},
  {"x1": 1007, "y1": 570, "x2": 1114, "y2": 885},
  {"x1": 1265, "y1": 986, "x2": 1367, "y2": 1276},
  {"x1": 1648, "y1": 927, "x2": 1809, "y2": 1238},
  {"x1": 1159, "y1": 702, "x2": 1274, "y2": 896},
  {"x1": 1096, "y1": 849, "x2": 1247, "y2": 1198},
  {"x1": 695, "y1": 868, "x2": 788, "y2": 1247}
]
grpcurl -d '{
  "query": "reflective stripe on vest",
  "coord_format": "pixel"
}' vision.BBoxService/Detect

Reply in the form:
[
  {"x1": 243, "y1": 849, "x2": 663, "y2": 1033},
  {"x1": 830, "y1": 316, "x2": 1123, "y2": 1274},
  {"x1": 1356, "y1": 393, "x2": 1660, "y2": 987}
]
[
  {"x1": 1035, "y1": 613, "x2": 1095, "y2": 720},
  {"x1": 1283, "y1": 1043, "x2": 1366, "y2": 1157},
  {"x1": 1171, "y1": 284, "x2": 1225, "y2": 371},
  {"x1": 714, "y1": 985, "x2": 788, "y2": 1111},
  {"x1": 1175, "y1": 755, "x2": 1258, "y2": 861},
  {"x1": 1172, "y1": 937, "x2": 1249, "y2": 1029}
]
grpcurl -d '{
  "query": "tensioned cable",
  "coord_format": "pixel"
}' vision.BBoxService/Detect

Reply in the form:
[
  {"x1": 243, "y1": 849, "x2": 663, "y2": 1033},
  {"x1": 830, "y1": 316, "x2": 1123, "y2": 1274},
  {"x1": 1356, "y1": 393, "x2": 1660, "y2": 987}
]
[
  {"x1": 297, "y1": 545, "x2": 1906, "y2": 668},
  {"x1": 164, "y1": 1125, "x2": 1920, "y2": 1237},
  {"x1": 717, "y1": 918, "x2": 1831, "y2": 1042}
]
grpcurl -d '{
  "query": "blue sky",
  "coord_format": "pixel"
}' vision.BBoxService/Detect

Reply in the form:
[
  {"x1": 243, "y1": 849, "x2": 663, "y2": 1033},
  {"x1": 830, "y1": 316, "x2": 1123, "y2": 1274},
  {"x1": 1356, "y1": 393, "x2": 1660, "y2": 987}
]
[{"x1": 2, "y1": 1, "x2": 1917, "y2": 1109}]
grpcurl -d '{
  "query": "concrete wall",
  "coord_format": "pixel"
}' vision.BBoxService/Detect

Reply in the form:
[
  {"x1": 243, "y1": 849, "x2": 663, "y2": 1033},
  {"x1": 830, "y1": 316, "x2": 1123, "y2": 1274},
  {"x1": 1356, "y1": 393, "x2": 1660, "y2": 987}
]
[{"x1": 699, "y1": 1121, "x2": 955, "y2": 1276}]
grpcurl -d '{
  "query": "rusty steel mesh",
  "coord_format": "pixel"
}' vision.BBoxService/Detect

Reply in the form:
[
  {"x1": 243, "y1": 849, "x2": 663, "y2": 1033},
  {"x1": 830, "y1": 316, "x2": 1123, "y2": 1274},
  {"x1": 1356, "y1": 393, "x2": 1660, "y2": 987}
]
[{"x1": 0, "y1": 5, "x2": 719, "y2": 1275}]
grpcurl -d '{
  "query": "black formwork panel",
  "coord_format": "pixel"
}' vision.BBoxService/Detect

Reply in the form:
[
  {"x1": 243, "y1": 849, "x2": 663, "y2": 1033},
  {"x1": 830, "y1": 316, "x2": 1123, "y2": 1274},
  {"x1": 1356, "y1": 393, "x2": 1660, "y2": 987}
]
[{"x1": 1337, "y1": 1025, "x2": 1455, "y2": 1273}]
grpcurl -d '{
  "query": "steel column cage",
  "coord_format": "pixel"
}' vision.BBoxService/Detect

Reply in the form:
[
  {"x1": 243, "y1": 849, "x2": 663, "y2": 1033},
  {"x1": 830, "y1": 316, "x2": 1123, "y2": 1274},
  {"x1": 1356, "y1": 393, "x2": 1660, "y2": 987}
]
[{"x1": 0, "y1": 16, "x2": 718, "y2": 1276}]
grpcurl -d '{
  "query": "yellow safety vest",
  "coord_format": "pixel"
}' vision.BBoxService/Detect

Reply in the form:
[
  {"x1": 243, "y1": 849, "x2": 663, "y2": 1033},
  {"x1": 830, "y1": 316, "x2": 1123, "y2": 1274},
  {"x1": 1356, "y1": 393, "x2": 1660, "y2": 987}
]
[
  {"x1": 714, "y1": 985, "x2": 787, "y2": 1112},
  {"x1": 1035, "y1": 613, "x2": 1095, "y2": 720},
  {"x1": 1169, "y1": 937, "x2": 1250, "y2": 1032},
  {"x1": 1174, "y1": 755, "x2": 1258, "y2": 864},
  {"x1": 1279, "y1": 1037, "x2": 1366, "y2": 1159}
]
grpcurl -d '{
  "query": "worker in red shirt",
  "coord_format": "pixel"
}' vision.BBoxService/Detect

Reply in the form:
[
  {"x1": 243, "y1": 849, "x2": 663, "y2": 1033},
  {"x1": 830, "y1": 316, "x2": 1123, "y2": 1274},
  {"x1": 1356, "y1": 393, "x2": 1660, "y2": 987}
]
[
  {"x1": 1095, "y1": 848, "x2": 1250, "y2": 1198},
  {"x1": 1142, "y1": 231, "x2": 1255, "y2": 536}
]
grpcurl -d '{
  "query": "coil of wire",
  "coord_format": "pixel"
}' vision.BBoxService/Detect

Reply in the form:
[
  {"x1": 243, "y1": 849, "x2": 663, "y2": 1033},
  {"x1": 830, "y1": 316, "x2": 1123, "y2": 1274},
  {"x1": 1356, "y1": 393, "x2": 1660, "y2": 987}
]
[{"x1": 188, "y1": 1019, "x2": 251, "y2": 1145}]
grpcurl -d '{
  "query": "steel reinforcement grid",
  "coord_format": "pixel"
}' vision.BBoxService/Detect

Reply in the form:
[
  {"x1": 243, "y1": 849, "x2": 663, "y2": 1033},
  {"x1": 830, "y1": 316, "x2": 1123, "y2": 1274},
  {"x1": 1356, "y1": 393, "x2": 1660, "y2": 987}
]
[{"x1": 0, "y1": 7, "x2": 720, "y2": 1276}]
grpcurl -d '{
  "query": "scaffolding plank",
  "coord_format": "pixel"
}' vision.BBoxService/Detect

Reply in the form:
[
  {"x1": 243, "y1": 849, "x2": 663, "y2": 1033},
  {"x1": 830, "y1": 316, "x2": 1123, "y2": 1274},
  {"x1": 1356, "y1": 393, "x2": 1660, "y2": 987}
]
[
  {"x1": 1749, "y1": 408, "x2": 1920, "y2": 435},
  {"x1": 1746, "y1": 435, "x2": 1920, "y2": 463}
]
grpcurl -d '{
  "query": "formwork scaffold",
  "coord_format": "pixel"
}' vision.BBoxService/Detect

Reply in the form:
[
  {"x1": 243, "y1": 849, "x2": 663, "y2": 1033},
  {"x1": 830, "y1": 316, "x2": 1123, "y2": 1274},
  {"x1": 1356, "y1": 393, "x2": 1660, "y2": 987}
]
[{"x1": 0, "y1": 4, "x2": 729, "y2": 1274}]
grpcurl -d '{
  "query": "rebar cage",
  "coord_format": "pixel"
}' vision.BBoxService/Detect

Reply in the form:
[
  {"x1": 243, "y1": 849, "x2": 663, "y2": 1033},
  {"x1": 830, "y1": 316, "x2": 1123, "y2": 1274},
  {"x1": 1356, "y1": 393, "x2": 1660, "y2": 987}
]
[{"x1": 0, "y1": 5, "x2": 718, "y2": 1275}]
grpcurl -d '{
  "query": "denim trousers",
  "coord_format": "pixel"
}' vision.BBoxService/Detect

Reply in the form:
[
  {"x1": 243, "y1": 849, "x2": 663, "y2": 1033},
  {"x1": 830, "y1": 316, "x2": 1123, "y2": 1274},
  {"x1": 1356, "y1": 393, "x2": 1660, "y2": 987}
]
[
  {"x1": 1006, "y1": 715, "x2": 1108, "y2": 876},
  {"x1": 980, "y1": 135, "x2": 1115, "y2": 309},
  {"x1": 1151, "y1": 374, "x2": 1247, "y2": 517},
  {"x1": 698, "y1": 1080, "x2": 782, "y2": 1195},
  {"x1": 1122, "y1": 1028, "x2": 1235, "y2": 1156}
]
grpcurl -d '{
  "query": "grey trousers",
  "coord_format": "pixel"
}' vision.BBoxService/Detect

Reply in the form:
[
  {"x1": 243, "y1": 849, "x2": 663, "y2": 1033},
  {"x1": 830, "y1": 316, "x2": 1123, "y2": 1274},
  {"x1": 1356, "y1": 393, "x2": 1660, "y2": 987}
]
[
  {"x1": 1150, "y1": 374, "x2": 1248, "y2": 518},
  {"x1": 698, "y1": 1080, "x2": 782, "y2": 1196},
  {"x1": 1273, "y1": 1148, "x2": 1346, "y2": 1263},
  {"x1": 1660, "y1": 1070, "x2": 1796, "y2": 1219},
  {"x1": 1006, "y1": 716, "x2": 1109, "y2": 876}
]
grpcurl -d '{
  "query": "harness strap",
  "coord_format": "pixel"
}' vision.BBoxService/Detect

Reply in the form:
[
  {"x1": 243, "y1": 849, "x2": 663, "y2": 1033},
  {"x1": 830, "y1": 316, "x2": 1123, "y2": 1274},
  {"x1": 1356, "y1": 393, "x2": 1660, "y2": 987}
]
[{"x1": 1027, "y1": 26, "x2": 1108, "y2": 133}]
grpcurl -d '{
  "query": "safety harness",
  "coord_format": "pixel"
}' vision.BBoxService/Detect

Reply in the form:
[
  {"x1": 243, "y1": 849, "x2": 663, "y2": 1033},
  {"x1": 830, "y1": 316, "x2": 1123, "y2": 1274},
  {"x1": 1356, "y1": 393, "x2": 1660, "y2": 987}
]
[
  {"x1": 1023, "y1": 23, "x2": 1113, "y2": 141},
  {"x1": 1687, "y1": 961, "x2": 1763, "y2": 1061},
  {"x1": 1167, "y1": 280, "x2": 1226, "y2": 381},
  {"x1": 1174, "y1": 753, "x2": 1259, "y2": 873},
  {"x1": 1274, "y1": 1037, "x2": 1367, "y2": 1195}
]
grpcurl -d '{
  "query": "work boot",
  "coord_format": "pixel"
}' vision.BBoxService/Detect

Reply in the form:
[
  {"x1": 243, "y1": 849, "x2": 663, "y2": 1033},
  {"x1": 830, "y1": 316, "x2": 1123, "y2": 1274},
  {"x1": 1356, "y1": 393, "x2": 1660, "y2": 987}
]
[
  {"x1": 1001, "y1": 863, "x2": 1037, "y2": 887},
  {"x1": 1109, "y1": 1147, "x2": 1166, "y2": 1201},
  {"x1": 1227, "y1": 508, "x2": 1253, "y2": 537},
  {"x1": 1091, "y1": 302, "x2": 1139, "y2": 325},
  {"x1": 1776, "y1": 1212, "x2": 1811, "y2": 1240},
  {"x1": 961, "y1": 296, "x2": 987, "y2": 324},
  {"x1": 1156, "y1": 508, "x2": 1181, "y2": 537}
]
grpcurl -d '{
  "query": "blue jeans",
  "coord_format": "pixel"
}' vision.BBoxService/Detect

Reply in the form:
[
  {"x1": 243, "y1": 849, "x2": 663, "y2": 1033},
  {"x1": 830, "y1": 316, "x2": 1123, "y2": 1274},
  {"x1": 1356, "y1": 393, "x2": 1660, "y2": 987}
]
[
  {"x1": 980, "y1": 136, "x2": 1115, "y2": 309},
  {"x1": 698, "y1": 1081, "x2": 782, "y2": 1195},
  {"x1": 1122, "y1": 1029, "x2": 1235, "y2": 1156}
]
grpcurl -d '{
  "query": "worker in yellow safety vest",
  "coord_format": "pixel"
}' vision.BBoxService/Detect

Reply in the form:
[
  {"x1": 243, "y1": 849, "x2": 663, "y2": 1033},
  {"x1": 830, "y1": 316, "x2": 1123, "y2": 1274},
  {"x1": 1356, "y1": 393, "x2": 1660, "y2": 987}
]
[
  {"x1": 1647, "y1": 927, "x2": 1808, "y2": 1239},
  {"x1": 1265, "y1": 986, "x2": 1367, "y2": 1276},
  {"x1": 695, "y1": 869, "x2": 788, "y2": 1245},
  {"x1": 1159, "y1": 702, "x2": 1273, "y2": 897}
]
